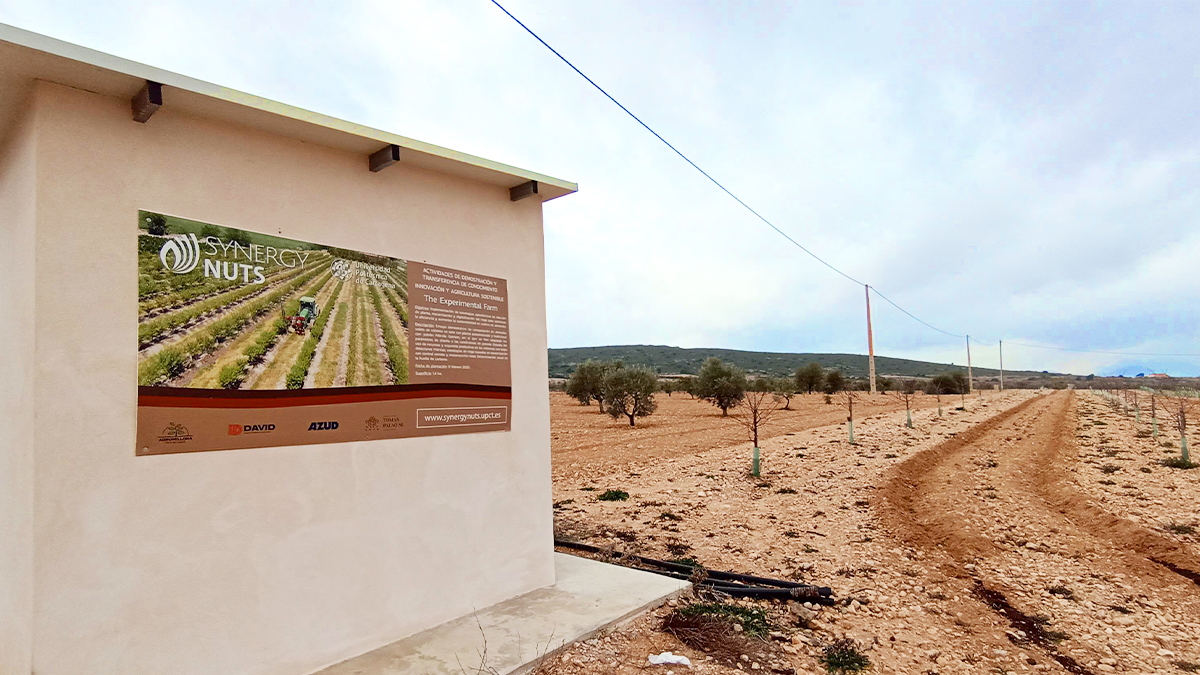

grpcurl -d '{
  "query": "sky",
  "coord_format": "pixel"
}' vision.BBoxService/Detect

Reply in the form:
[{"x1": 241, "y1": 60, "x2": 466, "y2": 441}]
[{"x1": 4, "y1": 0, "x2": 1198, "y2": 376}]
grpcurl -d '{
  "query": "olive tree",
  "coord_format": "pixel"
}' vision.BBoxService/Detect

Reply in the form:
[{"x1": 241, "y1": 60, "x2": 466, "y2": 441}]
[
  {"x1": 823, "y1": 369, "x2": 846, "y2": 394},
  {"x1": 876, "y1": 376, "x2": 895, "y2": 394},
  {"x1": 697, "y1": 357, "x2": 747, "y2": 417},
  {"x1": 929, "y1": 372, "x2": 968, "y2": 395},
  {"x1": 566, "y1": 359, "x2": 622, "y2": 412},
  {"x1": 678, "y1": 375, "x2": 698, "y2": 399},
  {"x1": 660, "y1": 379, "x2": 676, "y2": 397},
  {"x1": 795, "y1": 362, "x2": 825, "y2": 395},
  {"x1": 772, "y1": 377, "x2": 798, "y2": 410},
  {"x1": 603, "y1": 366, "x2": 659, "y2": 427},
  {"x1": 929, "y1": 372, "x2": 968, "y2": 410},
  {"x1": 749, "y1": 377, "x2": 774, "y2": 392}
]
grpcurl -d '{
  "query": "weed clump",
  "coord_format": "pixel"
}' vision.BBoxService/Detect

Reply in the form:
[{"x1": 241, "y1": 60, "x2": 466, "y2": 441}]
[
  {"x1": 835, "y1": 566, "x2": 877, "y2": 578},
  {"x1": 776, "y1": 487, "x2": 797, "y2": 494},
  {"x1": 677, "y1": 601, "x2": 773, "y2": 638},
  {"x1": 1047, "y1": 585, "x2": 1076, "y2": 600},
  {"x1": 819, "y1": 637, "x2": 871, "y2": 673},
  {"x1": 1161, "y1": 456, "x2": 1199, "y2": 469},
  {"x1": 665, "y1": 539, "x2": 692, "y2": 556},
  {"x1": 1165, "y1": 522, "x2": 1197, "y2": 536},
  {"x1": 661, "y1": 609, "x2": 757, "y2": 665},
  {"x1": 597, "y1": 489, "x2": 629, "y2": 501},
  {"x1": 1100, "y1": 464, "x2": 1121, "y2": 474}
]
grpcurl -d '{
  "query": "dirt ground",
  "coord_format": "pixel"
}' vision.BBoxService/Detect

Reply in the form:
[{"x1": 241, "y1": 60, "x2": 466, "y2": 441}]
[
  {"x1": 548, "y1": 389, "x2": 1200, "y2": 674},
  {"x1": 551, "y1": 390, "x2": 960, "y2": 481}
]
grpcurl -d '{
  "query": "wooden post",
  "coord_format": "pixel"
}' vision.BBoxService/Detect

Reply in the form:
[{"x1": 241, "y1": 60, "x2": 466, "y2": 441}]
[
  {"x1": 369, "y1": 144, "x2": 400, "y2": 172},
  {"x1": 509, "y1": 180, "x2": 539, "y2": 201},
  {"x1": 131, "y1": 81, "x2": 163, "y2": 123},
  {"x1": 865, "y1": 285, "x2": 877, "y2": 395},
  {"x1": 847, "y1": 396, "x2": 855, "y2": 445},
  {"x1": 966, "y1": 335, "x2": 973, "y2": 394},
  {"x1": 999, "y1": 340, "x2": 1004, "y2": 391}
]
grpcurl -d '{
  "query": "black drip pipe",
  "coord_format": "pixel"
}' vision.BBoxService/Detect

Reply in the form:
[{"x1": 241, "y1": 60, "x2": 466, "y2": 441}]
[{"x1": 554, "y1": 539, "x2": 836, "y2": 605}]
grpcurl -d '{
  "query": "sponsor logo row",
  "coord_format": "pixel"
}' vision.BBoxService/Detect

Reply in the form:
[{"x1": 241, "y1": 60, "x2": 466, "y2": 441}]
[
  {"x1": 157, "y1": 416, "x2": 406, "y2": 444},
  {"x1": 153, "y1": 407, "x2": 507, "y2": 446}
]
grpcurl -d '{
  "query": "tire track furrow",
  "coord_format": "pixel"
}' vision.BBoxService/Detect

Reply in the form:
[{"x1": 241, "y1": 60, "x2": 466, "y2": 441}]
[{"x1": 882, "y1": 392, "x2": 1200, "y2": 673}]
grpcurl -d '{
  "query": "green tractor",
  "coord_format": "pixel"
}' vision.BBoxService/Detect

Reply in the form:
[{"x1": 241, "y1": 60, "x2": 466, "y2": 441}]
[{"x1": 288, "y1": 296, "x2": 320, "y2": 334}]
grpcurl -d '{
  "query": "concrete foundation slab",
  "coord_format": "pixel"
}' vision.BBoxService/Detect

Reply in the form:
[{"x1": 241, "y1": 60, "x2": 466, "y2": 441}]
[{"x1": 313, "y1": 553, "x2": 689, "y2": 675}]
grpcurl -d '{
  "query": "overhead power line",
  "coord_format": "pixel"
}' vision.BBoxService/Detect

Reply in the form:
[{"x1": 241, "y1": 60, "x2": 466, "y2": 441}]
[
  {"x1": 866, "y1": 287, "x2": 963, "y2": 339},
  {"x1": 490, "y1": 0, "x2": 1198, "y2": 363},
  {"x1": 488, "y1": 0, "x2": 865, "y2": 290}
]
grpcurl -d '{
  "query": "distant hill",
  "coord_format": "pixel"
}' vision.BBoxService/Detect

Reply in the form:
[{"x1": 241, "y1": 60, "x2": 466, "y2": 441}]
[{"x1": 548, "y1": 345, "x2": 1061, "y2": 380}]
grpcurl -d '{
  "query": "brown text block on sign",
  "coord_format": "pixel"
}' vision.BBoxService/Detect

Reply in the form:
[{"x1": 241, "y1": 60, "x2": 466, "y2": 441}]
[{"x1": 407, "y1": 262, "x2": 511, "y2": 387}]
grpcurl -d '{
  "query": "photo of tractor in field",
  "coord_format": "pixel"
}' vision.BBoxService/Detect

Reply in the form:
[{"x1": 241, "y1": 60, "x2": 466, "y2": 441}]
[
  {"x1": 138, "y1": 212, "x2": 411, "y2": 391},
  {"x1": 288, "y1": 296, "x2": 320, "y2": 334}
]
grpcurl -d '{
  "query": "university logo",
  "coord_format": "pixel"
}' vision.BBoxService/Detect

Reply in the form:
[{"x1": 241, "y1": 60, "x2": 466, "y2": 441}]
[
  {"x1": 158, "y1": 422, "x2": 193, "y2": 443},
  {"x1": 159, "y1": 233, "x2": 202, "y2": 274},
  {"x1": 331, "y1": 259, "x2": 353, "y2": 280},
  {"x1": 229, "y1": 423, "x2": 275, "y2": 435},
  {"x1": 308, "y1": 421, "x2": 339, "y2": 431}
]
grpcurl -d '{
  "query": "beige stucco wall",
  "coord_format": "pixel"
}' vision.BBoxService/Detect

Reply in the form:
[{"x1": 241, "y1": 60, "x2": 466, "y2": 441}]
[
  {"x1": 26, "y1": 80, "x2": 554, "y2": 675},
  {"x1": 0, "y1": 88, "x2": 36, "y2": 675}
]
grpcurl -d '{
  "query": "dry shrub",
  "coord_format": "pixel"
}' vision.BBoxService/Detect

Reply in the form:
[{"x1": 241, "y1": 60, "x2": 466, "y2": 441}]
[{"x1": 660, "y1": 612, "x2": 756, "y2": 665}]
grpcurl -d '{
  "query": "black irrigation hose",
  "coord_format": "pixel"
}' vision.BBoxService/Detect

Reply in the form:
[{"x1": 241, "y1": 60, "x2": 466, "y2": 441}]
[
  {"x1": 554, "y1": 539, "x2": 836, "y2": 604},
  {"x1": 555, "y1": 539, "x2": 819, "y2": 589}
]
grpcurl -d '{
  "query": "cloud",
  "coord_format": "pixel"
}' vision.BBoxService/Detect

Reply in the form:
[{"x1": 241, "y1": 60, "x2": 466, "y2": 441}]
[{"x1": 4, "y1": 0, "x2": 1196, "y2": 374}]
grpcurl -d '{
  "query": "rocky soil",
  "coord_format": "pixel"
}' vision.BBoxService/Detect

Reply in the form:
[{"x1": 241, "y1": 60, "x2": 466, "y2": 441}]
[{"x1": 549, "y1": 390, "x2": 1200, "y2": 674}]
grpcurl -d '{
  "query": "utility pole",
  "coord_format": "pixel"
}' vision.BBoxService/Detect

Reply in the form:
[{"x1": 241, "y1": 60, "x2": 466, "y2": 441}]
[
  {"x1": 866, "y1": 285, "x2": 877, "y2": 395},
  {"x1": 966, "y1": 335, "x2": 974, "y2": 394},
  {"x1": 999, "y1": 340, "x2": 1004, "y2": 391}
]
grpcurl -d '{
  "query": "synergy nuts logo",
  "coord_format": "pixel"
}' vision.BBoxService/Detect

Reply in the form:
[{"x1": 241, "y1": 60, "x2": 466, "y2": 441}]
[
  {"x1": 308, "y1": 421, "x2": 339, "y2": 431},
  {"x1": 159, "y1": 233, "x2": 202, "y2": 274},
  {"x1": 153, "y1": 225, "x2": 313, "y2": 285},
  {"x1": 228, "y1": 424, "x2": 276, "y2": 435},
  {"x1": 158, "y1": 422, "x2": 193, "y2": 443}
]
